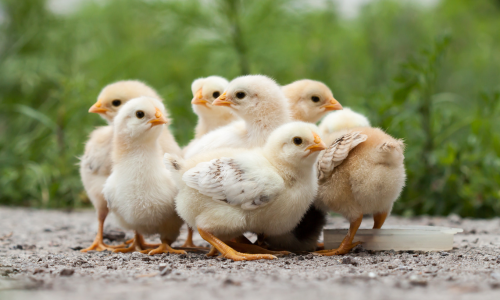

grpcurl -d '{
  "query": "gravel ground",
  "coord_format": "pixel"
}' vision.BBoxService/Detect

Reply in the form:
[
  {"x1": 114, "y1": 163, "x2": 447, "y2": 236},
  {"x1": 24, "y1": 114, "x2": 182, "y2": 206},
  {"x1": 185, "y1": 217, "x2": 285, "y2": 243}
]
[{"x1": 0, "y1": 207, "x2": 499, "y2": 300}]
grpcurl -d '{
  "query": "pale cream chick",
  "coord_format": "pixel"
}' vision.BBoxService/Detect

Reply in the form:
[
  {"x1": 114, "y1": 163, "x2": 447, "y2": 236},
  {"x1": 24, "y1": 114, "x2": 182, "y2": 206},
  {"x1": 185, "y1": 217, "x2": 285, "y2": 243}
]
[
  {"x1": 313, "y1": 112, "x2": 406, "y2": 256},
  {"x1": 319, "y1": 107, "x2": 371, "y2": 136},
  {"x1": 283, "y1": 79, "x2": 342, "y2": 124},
  {"x1": 80, "y1": 80, "x2": 181, "y2": 252},
  {"x1": 166, "y1": 122, "x2": 326, "y2": 261},
  {"x1": 103, "y1": 97, "x2": 185, "y2": 255},
  {"x1": 184, "y1": 75, "x2": 292, "y2": 159},
  {"x1": 181, "y1": 76, "x2": 235, "y2": 247}
]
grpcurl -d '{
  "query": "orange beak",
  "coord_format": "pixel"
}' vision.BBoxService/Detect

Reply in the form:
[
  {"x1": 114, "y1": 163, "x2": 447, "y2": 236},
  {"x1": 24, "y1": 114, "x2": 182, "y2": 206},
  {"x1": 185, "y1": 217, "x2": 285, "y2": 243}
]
[
  {"x1": 305, "y1": 132, "x2": 327, "y2": 153},
  {"x1": 320, "y1": 98, "x2": 343, "y2": 111},
  {"x1": 191, "y1": 89, "x2": 210, "y2": 108},
  {"x1": 88, "y1": 99, "x2": 109, "y2": 114},
  {"x1": 212, "y1": 92, "x2": 233, "y2": 107},
  {"x1": 149, "y1": 107, "x2": 168, "y2": 127}
]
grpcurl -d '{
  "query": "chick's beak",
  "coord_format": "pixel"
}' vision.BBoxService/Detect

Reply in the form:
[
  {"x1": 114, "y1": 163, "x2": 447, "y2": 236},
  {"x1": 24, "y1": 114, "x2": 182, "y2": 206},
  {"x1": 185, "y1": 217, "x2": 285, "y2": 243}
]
[
  {"x1": 88, "y1": 99, "x2": 109, "y2": 114},
  {"x1": 321, "y1": 98, "x2": 343, "y2": 111},
  {"x1": 191, "y1": 89, "x2": 209, "y2": 108},
  {"x1": 212, "y1": 92, "x2": 233, "y2": 107},
  {"x1": 149, "y1": 107, "x2": 168, "y2": 127},
  {"x1": 305, "y1": 133, "x2": 327, "y2": 153}
]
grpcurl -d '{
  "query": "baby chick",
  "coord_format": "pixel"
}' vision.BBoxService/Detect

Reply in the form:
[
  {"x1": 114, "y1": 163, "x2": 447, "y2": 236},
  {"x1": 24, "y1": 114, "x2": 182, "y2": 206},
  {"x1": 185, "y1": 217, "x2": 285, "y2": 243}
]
[
  {"x1": 103, "y1": 97, "x2": 185, "y2": 255},
  {"x1": 314, "y1": 112, "x2": 406, "y2": 256},
  {"x1": 166, "y1": 122, "x2": 326, "y2": 261},
  {"x1": 183, "y1": 75, "x2": 291, "y2": 159},
  {"x1": 190, "y1": 76, "x2": 236, "y2": 138},
  {"x1": 283, "y1": 79, "x2": 342, "y2": 124},
  {"x1": 80, "y1": 80, "x2": 170, "y2": 252},
  {"x1": 318, "y1": 107, "x2": 371, "y2": 136}
]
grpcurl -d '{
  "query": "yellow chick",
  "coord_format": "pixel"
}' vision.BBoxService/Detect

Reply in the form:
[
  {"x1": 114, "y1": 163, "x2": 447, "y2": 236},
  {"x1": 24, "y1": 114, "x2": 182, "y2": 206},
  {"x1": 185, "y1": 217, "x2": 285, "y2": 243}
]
[
  {"x1": 103, "y1": 97, "x2": 185, "y2": 255},
  {"x1": 283, "y1": 79, "x2": 342, "y2": 124},
  {"x1": 166, "y1": 122, "x2": 326, "y2": 261},
  {"x1": 319, "y1": 107, "x2": 371, "y2": 136},
  {"x1": 80, "y1": 80, "x2": 180, "y2": 252}
]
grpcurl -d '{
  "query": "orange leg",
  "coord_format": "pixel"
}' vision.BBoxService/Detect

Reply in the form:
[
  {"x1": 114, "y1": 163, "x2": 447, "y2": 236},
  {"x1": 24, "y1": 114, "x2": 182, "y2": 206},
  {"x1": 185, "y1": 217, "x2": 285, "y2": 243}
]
[
  {"x1": 226, "y1": 241, "x2": 290, "y2": 256},
  {"x1": 181, "y1": 227, "x2": 197, "y2": 248},
  {"x1": 373, "y1": 212, "x2": 388, "y2": 229},
  {"x1": 314, "y1": 214, "x2": 363, "y2": 256},
  {"x1": 81, "y1": 217, "x2": 126, "y2": 252},
  {"x1": 197, "y1": 227, "x2": 277, "y2": 261},
  {"x1": 139, "y1": 239, "x2": 186, "y2": 255},
  {"x1": 316, "y1": 242, "x2": 325, "y2": 251}
]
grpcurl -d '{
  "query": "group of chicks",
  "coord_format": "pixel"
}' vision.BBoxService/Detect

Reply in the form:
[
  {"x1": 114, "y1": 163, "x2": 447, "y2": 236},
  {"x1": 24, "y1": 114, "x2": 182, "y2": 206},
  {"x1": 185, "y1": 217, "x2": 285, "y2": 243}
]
[{"x1": 79, "y1": 75, "x2": 406, "y2": 261}]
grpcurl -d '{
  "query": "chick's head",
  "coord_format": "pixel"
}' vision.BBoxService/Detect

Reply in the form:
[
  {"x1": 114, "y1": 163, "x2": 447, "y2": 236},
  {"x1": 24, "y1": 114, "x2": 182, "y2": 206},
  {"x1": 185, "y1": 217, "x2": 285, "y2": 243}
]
[
  {"x1": 264, "y1": 121, "x2": 326, "y2": 167},
  {"x1": 113, "y1": 96, "x2": 169, "y2": 144},
  {"x1": 89, "y1": 80, "x2": 162, "y2": 123},
  {"x1": 212, "y1": 75, "x2": 288, "y2": 121},
  {"x1": 191, "y1": 76, "x2": 230, "y2": 113},
  {"x1": 283, "y1": 79, "x2": 342, "y2": 124}
]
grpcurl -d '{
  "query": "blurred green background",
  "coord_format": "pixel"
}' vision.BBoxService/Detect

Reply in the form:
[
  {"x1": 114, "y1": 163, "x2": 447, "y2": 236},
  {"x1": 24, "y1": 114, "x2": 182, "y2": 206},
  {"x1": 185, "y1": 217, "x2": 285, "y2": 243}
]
[{"x1": 0, "y1": 0, "x2": 499, "y2": 217}]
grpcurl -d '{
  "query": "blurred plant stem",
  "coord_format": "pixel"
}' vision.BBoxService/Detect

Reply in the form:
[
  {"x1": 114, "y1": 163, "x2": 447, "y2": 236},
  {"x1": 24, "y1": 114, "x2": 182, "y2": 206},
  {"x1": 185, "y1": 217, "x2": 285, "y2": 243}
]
[{"x1": 220, "y1": 0, "x2": 250, "y2": 75}]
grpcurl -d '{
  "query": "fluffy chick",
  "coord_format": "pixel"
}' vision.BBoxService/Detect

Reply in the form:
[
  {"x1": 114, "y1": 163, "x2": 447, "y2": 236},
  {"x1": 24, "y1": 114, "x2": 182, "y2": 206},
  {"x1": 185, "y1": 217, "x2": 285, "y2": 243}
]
[
  {"x1": 167, "y1": 122, "x2": 326, "y2": 261},
  {"x1": 283, "y1": 79, "x2": 342, "y2": 124},
  {"x1": 184, "y1": 75, "x2": 291, "y2": 159},
  {"x1": 103, "y1": 97, "x2": 185, "y2": 255},
  {"x1": 80, "y1": 80, "x2": 169, "y2": 252},
  {"x1": 314, "y1": 126, "x2": 406, "y2": 256},
  {"x1": 190, "y1": 76, "x2": 237, "y2": 138},
  {"x1": 318, "y1": 107, "x2": 371, "y2": 136}
]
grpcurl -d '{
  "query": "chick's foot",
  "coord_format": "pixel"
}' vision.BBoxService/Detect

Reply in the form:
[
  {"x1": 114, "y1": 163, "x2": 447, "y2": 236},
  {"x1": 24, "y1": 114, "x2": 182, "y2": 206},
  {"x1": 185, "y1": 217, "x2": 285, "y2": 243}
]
[
  {"x1": 197, "y1": 227, "x2": 277, "y2": 261},
  {"x1": 313, "y1": 241, "x2": 362, "y2": 256},
  {"x1": 226, "y1": 241, "x2": 291, "y2": 256},
  {"x1": 140, "y1": 242, "x2": 186, "y2": 255}
]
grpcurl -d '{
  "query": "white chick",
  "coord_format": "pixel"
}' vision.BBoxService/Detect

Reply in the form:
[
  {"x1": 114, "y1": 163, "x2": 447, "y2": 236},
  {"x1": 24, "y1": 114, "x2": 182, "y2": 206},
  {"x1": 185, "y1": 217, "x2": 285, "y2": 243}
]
[
  {"x1": 80, "y1": 80, "x2": 172, "y2": 252},
  {"x1": 103, "y1": 97, "x2": 185, "y2": 255},
  {"x1": 166, "y1": 122, "x2": 326, "y2": 261},
  {"x1": 283, "y1": 79, "x2": 343, "y2": 124},
  {"x1": 190, "y1": 76, "x2": 236, "y2": 138},
  {"x1": 183, "y1": 75, "x2": 292, "y2": 159},
  {"x1": 318, "y1": 107, "x2": 371, "y2": 136}
]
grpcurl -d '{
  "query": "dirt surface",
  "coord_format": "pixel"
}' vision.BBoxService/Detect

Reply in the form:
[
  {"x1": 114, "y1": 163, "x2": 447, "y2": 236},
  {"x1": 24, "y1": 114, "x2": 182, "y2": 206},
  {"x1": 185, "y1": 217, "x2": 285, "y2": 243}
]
[{"x1": 0, "y1": 207, "x2": 499, "y2": 300}]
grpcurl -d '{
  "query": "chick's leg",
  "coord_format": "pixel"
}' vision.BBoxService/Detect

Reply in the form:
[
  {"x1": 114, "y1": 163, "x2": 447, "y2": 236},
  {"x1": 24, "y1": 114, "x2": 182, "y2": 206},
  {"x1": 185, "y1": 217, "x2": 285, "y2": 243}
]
[
  {"x1": 373, "y1": 212, "x2": 388, "y2": 229},
  {"x1": 207, "y1": 246, "x2": 219, "y2": 257},
  {"x1": 314, "y1": 214, "x2": 363, "y2": 256},
  {"x1": 197, "y1": 227, "x2": 277, "y2": 261},
  {"x1": 81, "y1": 213, "x2": 125, "y2": 252},
  {"x1": 181, "y1": 227, "x2": 197, "y2": 248},
  {"x1": 140, "y1": 239, "x2": 186, "y2": 255}
]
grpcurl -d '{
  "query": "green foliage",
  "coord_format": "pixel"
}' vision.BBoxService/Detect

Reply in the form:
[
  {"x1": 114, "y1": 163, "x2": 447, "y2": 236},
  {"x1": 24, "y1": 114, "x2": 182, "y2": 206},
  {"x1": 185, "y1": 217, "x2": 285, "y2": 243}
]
[{"x1": 0, "y1": 0, "x2": 499, "y2": 216}]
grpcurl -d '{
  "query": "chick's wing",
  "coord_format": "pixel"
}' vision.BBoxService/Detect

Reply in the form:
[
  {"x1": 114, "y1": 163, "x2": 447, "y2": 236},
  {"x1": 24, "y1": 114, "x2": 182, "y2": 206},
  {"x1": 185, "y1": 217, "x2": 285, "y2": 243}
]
[
  {"x1": 182, "y1": 156, "x2": 284, "y2": 210},
  {"x1": 318, "y1": 131, "x2": 367, "y2": 180}
]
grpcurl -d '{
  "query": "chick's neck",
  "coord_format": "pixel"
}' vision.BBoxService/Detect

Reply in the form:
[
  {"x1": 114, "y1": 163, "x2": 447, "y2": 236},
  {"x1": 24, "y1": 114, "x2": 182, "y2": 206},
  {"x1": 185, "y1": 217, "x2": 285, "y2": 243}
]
[
  {"x1": 112, "y1": 128, "x2": 163, "y2": 166},
  {"x1": 244, "y1": 106, "x2": 291, "y2": 146}
]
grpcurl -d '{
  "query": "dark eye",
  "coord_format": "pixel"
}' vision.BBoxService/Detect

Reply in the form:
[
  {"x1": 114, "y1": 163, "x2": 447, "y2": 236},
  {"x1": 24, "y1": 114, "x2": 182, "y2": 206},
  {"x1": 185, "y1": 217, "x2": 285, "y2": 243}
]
[
  {"x1": 236, "y1": 92, "x2": 246, "y2": 99},
  {"x1": 293, "y1": 137, "x2": 303, "y2": 145},
  {"x1": 136, "y1": 110, "x2": 145, "y2": 119},
  {"x1": 112, "y1": 99, "x2": 121, "y2": 106},
  {"x1": 212, "y1": 91, "x2": 220, "y2": 98},
  {"x1": 311, "y1": 96, "x2": 320, "y2": 103}
]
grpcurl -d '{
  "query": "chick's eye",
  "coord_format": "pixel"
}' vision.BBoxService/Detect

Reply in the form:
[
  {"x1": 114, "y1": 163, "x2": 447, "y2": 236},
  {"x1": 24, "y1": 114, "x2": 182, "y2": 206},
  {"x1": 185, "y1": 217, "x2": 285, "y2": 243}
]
[
  {"x1": 212, "y1": 91, "x2": 220, "y2": 98},
  {"x1": 136, "y1": 111, "x2": 145, "y2": 119},
  {"x1": 293, "y1": 137, "x2": 303, "y2": 145},
  {"x1": 112, "y1": 99, "x2": 121, "y2": 107},
  {"x1": 236, "y1": 92, "x2": 246, "y2": 99},
  {"x1": 311, "y1": 96, "x2": 320, "y2": 103}
]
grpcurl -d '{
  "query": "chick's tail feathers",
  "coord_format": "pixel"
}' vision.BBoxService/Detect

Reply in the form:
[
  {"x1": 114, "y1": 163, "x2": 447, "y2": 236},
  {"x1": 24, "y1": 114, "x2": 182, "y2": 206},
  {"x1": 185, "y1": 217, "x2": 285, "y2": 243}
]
[
  {"x1": 163, "y1": 153, "x2": 184, "y2": 186},
  {"x1": 374, "y1": 139, "x2": 405, "y2": 166}
]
